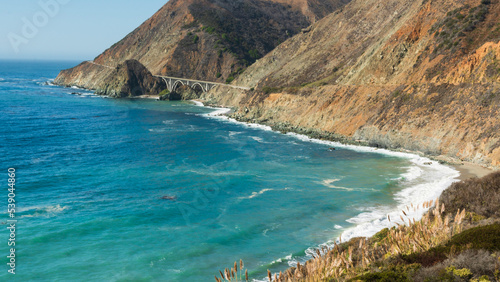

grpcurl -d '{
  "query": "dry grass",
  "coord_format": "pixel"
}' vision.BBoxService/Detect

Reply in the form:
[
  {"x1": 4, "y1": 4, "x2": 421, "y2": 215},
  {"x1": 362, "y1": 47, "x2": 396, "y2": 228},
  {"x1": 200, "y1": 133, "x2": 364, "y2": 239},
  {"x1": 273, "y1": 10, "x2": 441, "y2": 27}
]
[
  {"x1": 439, "y1": 171, "x2": 500, "y2": 219},
  {"x1": 215, "y1": 172, "x2": 500, "y2": 281},
  {"x1": 271, "y1": 199, "x2": 467, "y2": 281},
  {"x1": 216, "y1": 200, "x2": 468, "y2": 281},
  {"x1": 216, "y1": 259, "x2": 249, "y2": 282}
]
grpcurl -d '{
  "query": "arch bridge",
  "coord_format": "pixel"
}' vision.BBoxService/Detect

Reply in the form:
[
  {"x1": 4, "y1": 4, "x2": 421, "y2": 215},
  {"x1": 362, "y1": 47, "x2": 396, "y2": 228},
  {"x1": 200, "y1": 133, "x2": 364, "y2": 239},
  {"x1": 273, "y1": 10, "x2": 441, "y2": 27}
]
[
  {"x1": 86, "y1": 61, "x2": 250, "y2": 93},
  {"x1": 156, "y1": 76, "x2": 250, "y2": 93}
]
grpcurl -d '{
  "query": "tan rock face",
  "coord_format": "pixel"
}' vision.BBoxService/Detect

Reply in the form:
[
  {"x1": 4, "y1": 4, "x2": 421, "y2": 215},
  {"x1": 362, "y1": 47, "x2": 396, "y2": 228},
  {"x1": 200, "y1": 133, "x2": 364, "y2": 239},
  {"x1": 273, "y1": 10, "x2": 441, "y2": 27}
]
[
  {"x1": 94, "y1": 60, "x2": 166, "y2": 98},
  {"x1": 203, "y1": 0, "x2": 500, "y2": 167},
  {"x1": 54, "y1": 0, "x2": 499, "y2": 166}
]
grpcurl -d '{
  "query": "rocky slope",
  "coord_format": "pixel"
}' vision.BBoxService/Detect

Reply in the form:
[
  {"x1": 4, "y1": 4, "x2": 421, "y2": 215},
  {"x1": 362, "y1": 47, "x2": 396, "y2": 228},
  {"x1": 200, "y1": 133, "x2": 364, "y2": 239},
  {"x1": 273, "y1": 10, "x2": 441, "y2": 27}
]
[
  {"x1": 54, "y1": 0, "x2": 349, "y2": 90},
  {"x1": 201, "y1": 0, "x2": 500, "y2": 167},
  {"x1": 94, "y1": 60, "x2": 166, "y2": 98}
]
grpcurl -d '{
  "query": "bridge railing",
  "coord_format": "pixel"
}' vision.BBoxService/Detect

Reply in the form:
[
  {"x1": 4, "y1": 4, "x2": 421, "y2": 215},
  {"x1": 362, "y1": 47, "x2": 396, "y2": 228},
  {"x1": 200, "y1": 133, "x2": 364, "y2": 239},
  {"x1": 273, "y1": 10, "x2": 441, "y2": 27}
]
[{"x1": 156, "y1": 75, "x2": 251, "y2": 92}]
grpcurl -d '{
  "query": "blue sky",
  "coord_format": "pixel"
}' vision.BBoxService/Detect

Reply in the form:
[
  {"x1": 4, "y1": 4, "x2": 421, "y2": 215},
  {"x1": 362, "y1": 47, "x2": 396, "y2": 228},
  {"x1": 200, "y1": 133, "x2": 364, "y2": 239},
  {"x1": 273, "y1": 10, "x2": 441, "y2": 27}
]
[{"x1": 0, "y1": 0, "x2": 168, "y2": 61}]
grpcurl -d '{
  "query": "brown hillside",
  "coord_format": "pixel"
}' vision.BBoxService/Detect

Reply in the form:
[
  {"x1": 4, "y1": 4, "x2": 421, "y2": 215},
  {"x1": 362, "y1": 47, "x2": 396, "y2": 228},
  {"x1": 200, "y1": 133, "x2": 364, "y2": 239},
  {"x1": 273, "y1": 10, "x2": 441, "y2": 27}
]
[
  {"x1": 54, "y1": 0, "x2": 349, "y2": 89},
  {"x1": 203, "y1": 0, "x2": 500, "y2": 167}
]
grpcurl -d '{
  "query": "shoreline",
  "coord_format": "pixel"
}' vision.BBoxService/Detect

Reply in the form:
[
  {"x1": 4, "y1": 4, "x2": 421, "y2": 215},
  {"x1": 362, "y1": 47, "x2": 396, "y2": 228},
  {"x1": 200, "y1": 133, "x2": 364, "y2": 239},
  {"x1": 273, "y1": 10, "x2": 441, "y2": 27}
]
[
  {"x1": 52, "y1": 81, "x2": 497, "y2": 274},
  {"x1": 190, "y1": 99, "x2": 497, "y2": 270},
  {"x1": 65, "y1": 90, "x2": 495, "y2": 182},
  {"x1": 190, "y1": 99, "x2": 495, "y2": 180}
]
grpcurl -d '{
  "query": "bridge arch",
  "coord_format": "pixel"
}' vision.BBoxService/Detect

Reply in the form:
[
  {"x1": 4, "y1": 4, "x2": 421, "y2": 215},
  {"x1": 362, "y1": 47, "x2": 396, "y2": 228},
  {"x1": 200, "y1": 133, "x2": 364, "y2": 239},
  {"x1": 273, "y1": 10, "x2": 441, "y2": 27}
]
[
  {"x1": 191, "y1": 82, "x2": 206, "y2": 93},
  {"x1": 171, "y1": 80, "x2": 185, "y2": 92},
  {"x1": 156, "y1": 75, "x2": 250, "y2": 94}
]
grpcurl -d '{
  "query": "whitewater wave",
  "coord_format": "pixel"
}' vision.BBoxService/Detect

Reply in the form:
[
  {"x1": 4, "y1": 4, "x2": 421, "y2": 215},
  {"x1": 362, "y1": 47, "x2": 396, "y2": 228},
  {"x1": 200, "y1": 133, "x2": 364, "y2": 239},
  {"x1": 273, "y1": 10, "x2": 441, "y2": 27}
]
[
  {"x1": 286, "y1": 159, "x2": 459, "y2": 267},
  {"x1": 37, "y1": 79, "x2": 55, "y2": 86},
  {"x1": 400, "y1": 165, "x2": 423, "y2": 182},
  {"x1": 239, "y1": 188, "x2": 274, "y2": 200},
  {"x1": 190, "y1": 100, "x2": 204, "y2": 107},
  {"x1": 18, "y1": 204, "x2": 69, "y2": 218},
  {"x1": 70, "y1": 85, "x2": 86, "y2": 90},
  {"x1": 30, "y1": 153, "x2": 57, "y2": 164},
  {"x1": 192, "y1": 101, "x2": 274, "y2": 131},
  {"x1": 149, "y1": 128, "x2": 168, "y2": 133},
  {"x1": 316, "y1": 179, "x2": 376, "y2": 192},
  {"x1": 229, "y1": 131, "x2": 243, "y2": 137},
  {"x1": 270, "y1": 254, "x2": 293, "y2": 265},
  {"x1": 190, "y1": 99, "x2": 461, "y2": 273}
]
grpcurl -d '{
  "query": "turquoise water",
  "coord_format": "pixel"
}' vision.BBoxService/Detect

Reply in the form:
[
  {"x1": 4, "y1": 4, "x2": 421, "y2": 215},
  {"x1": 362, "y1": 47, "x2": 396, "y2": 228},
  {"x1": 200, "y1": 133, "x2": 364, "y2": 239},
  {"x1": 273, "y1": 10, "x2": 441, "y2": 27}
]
[{"x1": 0, "y1": 61, "x2": 458, "y2": 281}]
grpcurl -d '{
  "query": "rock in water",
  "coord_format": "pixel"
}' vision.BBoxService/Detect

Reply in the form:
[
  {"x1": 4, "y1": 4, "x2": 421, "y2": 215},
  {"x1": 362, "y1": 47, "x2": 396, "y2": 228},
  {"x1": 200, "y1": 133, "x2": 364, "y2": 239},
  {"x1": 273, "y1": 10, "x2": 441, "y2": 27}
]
[{"x1": 95, "y1": 60, "x2": 166, "y2": 98}]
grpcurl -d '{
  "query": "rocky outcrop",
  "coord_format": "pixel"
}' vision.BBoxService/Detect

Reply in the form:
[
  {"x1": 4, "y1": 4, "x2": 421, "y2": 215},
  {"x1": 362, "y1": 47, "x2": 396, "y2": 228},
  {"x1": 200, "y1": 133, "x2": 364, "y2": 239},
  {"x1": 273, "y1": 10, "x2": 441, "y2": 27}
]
[
  {"x1": 94, "y1": 60, "x2": 165, "y2": 98},
  {"x1": 201, "y1": 0, "x2": 500, "y2": 167},
  {"x1": 159, "y1": 85, "x2": 201, "y2": 101}
]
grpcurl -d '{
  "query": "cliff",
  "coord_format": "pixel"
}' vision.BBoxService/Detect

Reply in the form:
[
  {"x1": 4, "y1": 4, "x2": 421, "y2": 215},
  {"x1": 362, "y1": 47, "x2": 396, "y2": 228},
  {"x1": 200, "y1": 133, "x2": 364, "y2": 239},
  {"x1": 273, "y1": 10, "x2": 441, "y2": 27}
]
[
  {"x1": 94, "y1": 60, "x2": 166, "y2": 98},
  {"x1": 54, "y1": 0, "x2": 349, "y2": 90},
  {"x1": 201, "y1": 0, "x2": 500, "y2": 167}
]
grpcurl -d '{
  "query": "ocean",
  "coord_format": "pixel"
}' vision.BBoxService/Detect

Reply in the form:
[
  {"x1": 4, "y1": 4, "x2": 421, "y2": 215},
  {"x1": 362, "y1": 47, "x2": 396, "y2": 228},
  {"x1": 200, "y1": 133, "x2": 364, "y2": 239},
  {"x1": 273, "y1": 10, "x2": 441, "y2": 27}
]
[{"x1": 0, "y1": 60, "x2": 459, "y2": 281}]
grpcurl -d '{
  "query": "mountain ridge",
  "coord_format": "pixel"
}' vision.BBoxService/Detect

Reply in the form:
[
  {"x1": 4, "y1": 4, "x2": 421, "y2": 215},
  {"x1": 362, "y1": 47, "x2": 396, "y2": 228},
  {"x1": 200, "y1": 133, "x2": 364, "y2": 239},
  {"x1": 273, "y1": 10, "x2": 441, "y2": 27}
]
[
  {"x1": 54, "y1": 0, "x2": 500, "y2": 167},
  {"x1": 54, "y1": 0, "x2": 349, "y2": 89},
  {"x1": 200, "y1": 0, "x2": 500, "y2": 167}
]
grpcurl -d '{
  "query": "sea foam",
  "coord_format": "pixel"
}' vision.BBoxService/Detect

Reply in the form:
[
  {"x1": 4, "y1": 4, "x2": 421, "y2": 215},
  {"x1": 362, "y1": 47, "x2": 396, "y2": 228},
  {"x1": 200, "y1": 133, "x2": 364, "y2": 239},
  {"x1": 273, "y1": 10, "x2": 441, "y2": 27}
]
[
  {"x1": 193, "y1": 101, "x2": 461, "y2": 270},
  {"x1": 286, "y1": 132, "x2": 459, "y2": 266}
]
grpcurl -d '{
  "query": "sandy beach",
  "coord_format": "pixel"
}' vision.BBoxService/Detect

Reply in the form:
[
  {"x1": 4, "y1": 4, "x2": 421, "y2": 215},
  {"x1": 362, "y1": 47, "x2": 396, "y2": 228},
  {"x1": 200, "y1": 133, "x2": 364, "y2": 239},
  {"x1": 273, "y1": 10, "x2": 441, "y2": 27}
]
[{"x1": 452, "y1": 162, "x2": 496, "y2": 181}]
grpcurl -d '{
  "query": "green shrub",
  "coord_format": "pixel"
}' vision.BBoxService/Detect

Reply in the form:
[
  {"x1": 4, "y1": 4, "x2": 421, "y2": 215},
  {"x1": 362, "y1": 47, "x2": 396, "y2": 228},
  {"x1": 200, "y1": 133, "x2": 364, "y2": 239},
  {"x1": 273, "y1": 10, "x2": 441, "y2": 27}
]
[
  {"x1": 372, "y1": 228, "x2": 389, "y2": 243},
  {"x1": 446, "y1": 266, "x2": 473, "y2": 279},
  {"x1": 159, "y1": 89, "x2": 170, "y2": 96},
  {"x1": 262, "y1": 86, "x2": 281, "y2": 94},
  {"x1": 352, "y1": 264, "x2": 420, "y2": 282},
  {"x1": 248, "y1": 49, "x2": 260, "y2": 59},
  {"x1": 203, "y1": 26, "x2": 216, "y2": 34},
  {"x1": 446, "y1": 223, "x2": 500, "y2": 252}
]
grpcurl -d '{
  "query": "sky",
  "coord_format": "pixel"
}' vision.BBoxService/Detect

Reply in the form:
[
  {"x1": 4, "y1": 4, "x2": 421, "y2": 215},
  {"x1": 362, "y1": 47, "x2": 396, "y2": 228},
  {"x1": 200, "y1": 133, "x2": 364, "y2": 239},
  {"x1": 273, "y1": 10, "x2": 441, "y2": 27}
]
[{"x1": 0, "y1": 0, "x2": 168, "y2": 61}]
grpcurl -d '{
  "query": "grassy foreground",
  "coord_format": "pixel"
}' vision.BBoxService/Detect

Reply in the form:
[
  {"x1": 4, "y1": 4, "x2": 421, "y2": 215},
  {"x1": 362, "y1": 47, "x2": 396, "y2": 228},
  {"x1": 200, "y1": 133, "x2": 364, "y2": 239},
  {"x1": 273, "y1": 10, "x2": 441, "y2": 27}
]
[{"x1": 215, "y1": 172, "x2": 500, "y2": 281}]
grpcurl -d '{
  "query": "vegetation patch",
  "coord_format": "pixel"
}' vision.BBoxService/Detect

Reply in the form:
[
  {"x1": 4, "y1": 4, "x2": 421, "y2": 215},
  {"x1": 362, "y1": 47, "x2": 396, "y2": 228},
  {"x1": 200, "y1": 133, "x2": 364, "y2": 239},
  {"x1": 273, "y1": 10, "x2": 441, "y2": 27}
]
[
  {"x1": 262, "y1": 86, "x2": 283, "y2": 95},
  {"x1": 439, "y1": 172, "x2": 500, "y2": 219},
  {"x1": 214, "y1": 173, "x2": 500, "y2": 281},
  {"x1": 351, "y1": 264, "x2": 420, "y2": 282},
  {"x1": 430, "y1": 1, "x2": 492, "y2": 55}
]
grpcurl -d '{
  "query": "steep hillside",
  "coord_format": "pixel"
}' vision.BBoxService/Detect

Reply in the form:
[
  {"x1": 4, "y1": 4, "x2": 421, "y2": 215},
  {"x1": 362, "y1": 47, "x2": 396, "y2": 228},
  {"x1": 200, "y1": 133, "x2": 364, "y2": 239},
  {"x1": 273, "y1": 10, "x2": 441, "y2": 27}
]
[
  {"x1": 54, "y1": 0, "x2": 349, "y2": 90},
  {"x1": 94, "y1": 60, "x2": 166, "y2": 98},
  {"x1": 202, "y1": 0, "x2": 500, "y2": 167}
]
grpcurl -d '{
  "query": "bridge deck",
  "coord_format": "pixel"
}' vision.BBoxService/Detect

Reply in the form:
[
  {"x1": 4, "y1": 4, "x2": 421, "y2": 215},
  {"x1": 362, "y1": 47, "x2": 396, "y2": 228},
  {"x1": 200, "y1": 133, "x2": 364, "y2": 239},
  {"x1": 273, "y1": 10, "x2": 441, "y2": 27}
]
[
  {"x1": 86, "y1": 61, "x2": 251, "y2": 91},
  {"x1": 156, "y1": 75, "x2": 250, "y2": 90}
]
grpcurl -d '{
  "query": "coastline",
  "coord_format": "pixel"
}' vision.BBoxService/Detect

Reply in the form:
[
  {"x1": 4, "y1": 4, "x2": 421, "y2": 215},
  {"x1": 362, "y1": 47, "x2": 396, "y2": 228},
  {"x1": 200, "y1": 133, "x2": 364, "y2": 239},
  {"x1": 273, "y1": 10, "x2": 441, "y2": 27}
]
[
  {"x1": 190, "y1": 99, "x2": 495, "y2": 181},
  {"x1": 190, "y1": 99, "x2": 497, "y2": 271},
  {"x1": 44, "y1": 79, "x2": 498, "y2": 278},
  {"x1": 50, "y1": 81, "x2": 497, "y2": 275}
]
